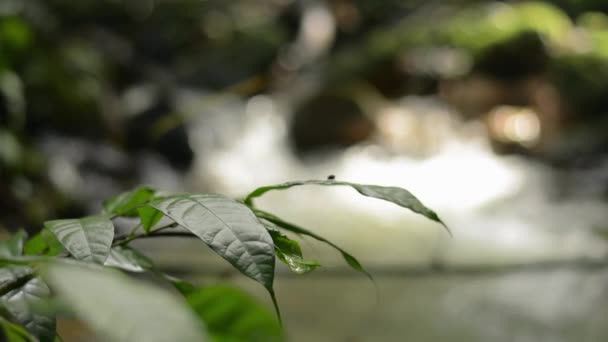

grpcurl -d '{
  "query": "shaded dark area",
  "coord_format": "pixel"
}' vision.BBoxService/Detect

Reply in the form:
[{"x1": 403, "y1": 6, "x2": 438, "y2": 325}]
[{"x1": 290, "y1": 94, "x2": 374, "y2": 154}]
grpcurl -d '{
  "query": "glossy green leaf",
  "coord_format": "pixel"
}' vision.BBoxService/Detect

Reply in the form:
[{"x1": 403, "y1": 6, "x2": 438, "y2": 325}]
[
  {"x1": 273, "y1": 236, "x2": 320, "y2": 275},
  {"x1": 255, "y1": 210, "x2": 371, "y2": 280},
  {"x1": 137, "y1": 206, "x2": 164, "y2": 232},
  {"x1": 44, "y1": 216, "x2": 114, "y2": 264},
  {"x1": 0, "y1": 316, "x2": 38, "y2": 342},
  {"x1": 43, "y1": 263, "x2": 207, "y2": 342},
  {"x1": 0, "y1": 272, "x2": 55, "y2": 341},
  {"x1": 0, "y1": 230, "x2": 27, "y2": 257},
  {"x1": 263, "y1": 221, "x2": 320, "y2": 274},
  {"x1": 245, "y1": 180, "x2": 448, "y2": 232},
  {"x1": 184, "y1": 285, "x2": 283, "y2": 342},
  {"x1": 24, "y1": 230, "x2": 64, "y2": 257},
  {"x1": 150, "y1": 194, "x2": 275, "y2": 290},
  {"x1": 104, "y1": 246, "x2": 154, "y2": 273},
  {"x1": 103, "y1": 186, "x2": 156, "y2": 217}
]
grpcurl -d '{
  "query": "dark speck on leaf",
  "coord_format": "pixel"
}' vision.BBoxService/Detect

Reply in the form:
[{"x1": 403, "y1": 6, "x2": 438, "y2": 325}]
[{"x1": 327, "y1": 174, "x2": 335, "y2": 180}]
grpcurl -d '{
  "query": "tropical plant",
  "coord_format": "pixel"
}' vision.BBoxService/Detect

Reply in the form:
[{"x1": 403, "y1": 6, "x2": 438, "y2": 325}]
[{"x1": 0, "y1": 178, "x2": 446, "y2": 341}]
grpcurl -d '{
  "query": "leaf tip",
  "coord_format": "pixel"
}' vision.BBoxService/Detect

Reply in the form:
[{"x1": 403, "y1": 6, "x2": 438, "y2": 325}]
[{"x1": 433, "y1": 214, "x2": 452, "y2": 237}]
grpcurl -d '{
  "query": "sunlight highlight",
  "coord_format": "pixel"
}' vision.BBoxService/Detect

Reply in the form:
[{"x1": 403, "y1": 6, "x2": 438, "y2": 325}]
[{"x1": 488, "y1": 105, "x2": 541, "y2": 146}]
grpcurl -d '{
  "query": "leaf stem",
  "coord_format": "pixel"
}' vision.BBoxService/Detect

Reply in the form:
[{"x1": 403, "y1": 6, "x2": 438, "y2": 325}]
[
  {"x1": 268, "y1": 288, "x2": 283, "y2": 327},
  {"x1": 127, "y1": 224, "x2": 142, "y2": 239}
]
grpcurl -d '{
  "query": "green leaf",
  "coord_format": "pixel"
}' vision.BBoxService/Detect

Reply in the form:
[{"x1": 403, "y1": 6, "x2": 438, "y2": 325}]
[
  {"x1": 0, "y1": 316, "x2": 38, "y2": 342},
  {"x1": 0, "y1": 257, "x2": 51, "y2": 267},
  {"x1": 137, "y1": 206, "x2": 164, "y2": 232},
  {"x1": 169, "y1": 279, "x2": 197, "y2": 296},
  {"x1": 44, "y1": 216, "x2": 114, "y2": 264},
  {"x1": 43, "y1": 263, "x2": 207, "y2": 342},
  {"x1": 150, "y1": 194, "x2": 275, "y2": 290},
  {"x1": 22, "y1": 236, "x2": 45, "y2": 257},
  {"x1": 184, "y1": 285, "x2": 283, "y2": 342},
  {"x1": 255, "y1": 210, "x2": 371, "y2": 280},
  {"x1": 104, "y1": 246, "x2": 154, "y2": 273},
  {"x1": 103, "y1": 186, "x2": 156, "y2": 217},
  {"x1": 244, "y1": 180, "x2": 448, "y2": 233},
  {"x1": 24, "y1": 230, "x2": 64, "y2": 257},
  {"x1": 273, "y1": 236, "x2": 320, "y2": 275},
  {"x1": 0, "y1": 272, "x2": 55, "y2": 341},
  {"x1": 263, "y1": 221, "x2": 320, "y2": 274},
  {"x1": 0, "y1": 230, "x2": 27, "y2": 257}
]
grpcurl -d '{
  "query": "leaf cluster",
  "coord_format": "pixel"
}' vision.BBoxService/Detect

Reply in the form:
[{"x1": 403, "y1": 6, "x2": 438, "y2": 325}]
[{"x1": 0, "y1": 179, "x2": 446, "y2": 341}]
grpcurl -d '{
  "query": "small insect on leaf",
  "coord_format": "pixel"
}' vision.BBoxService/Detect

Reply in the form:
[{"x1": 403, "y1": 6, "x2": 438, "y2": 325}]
[{"x1": 327, "y1": 174, "x2": 335, "y2": 180}]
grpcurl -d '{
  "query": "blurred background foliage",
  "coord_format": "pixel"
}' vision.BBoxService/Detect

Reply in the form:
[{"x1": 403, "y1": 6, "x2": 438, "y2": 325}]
[
  {"x1": 2, "y1": 1, "x2": 608, "y2": 340},
  {"x1": 2, "y1": 0, "x2": 608, "y2": 230}
]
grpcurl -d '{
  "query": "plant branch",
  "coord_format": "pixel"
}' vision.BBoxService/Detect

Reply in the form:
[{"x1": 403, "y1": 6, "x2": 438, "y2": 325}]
[{"x1": 112, "y1": 223, "x2": 181, "y2": 246}]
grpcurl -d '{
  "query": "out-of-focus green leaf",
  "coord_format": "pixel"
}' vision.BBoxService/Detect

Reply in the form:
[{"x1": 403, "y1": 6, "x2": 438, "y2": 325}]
[
  {"x1": 103, "y1": 246, "x2": 153, "y2": 272},
  {"x1": 0, "y1": 129, "x2": 22, "y2": 168},
  {"x1": 0, "y1": 273, "x2": 55, "y2": 341},
  {"x1": 0, "y1": 257, "x2": 52, "y2": 268},
  {"x1": 137, "y1": 206, "x2": 164, "y2": 232},
  {"x1": 103, "y1": 187, "x2": 156, "y2": 217},
  {"x1": 255, "y1": 210, "x2": 371, "y2": 280},
  {"x1": 0, "y1": 70, "x2": 25, "y2": 130},
  {"x1": 44, "y1": 216, "x2": 114, "y2": 264},
  {"x1": 263, "y1": 221, "x2": 320, "y2": 274},
  {"x1": 22, "y1": 236, "x2": 44, "y2": 257},
  {"x1": 244, "y1": 179, "x2": 448, "y2": 233},
  {"x1": 184, "y1": 285, "x2": 283, "y2": 342},
  {"x1": 0, "y1": 316, "x2": 38, "y2": 342},
  {"x1": 0, "y1": 230, "x2": 27, "y2": 258},
  {"x1": 0, "y1": 17, "x2": 32, "y2": 52},
  {"x1": 24, "y1": 230, "x2": 64, "y2": 257},
  {"x1": 43, "y1": 263, "x2": 207, "y2": 342},
  {"x1": 150, "y1": 194, "x2": 275, "y2": 290}
]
